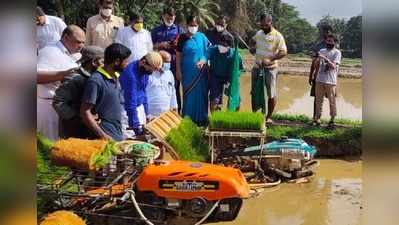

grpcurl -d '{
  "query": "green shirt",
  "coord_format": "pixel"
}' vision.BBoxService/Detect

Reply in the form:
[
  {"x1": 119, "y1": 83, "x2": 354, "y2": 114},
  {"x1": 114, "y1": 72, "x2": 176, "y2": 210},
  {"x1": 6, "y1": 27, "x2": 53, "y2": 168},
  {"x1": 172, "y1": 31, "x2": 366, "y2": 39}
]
[{"x1": 208, "y1": 46, "x2": 243, "y2": 79}]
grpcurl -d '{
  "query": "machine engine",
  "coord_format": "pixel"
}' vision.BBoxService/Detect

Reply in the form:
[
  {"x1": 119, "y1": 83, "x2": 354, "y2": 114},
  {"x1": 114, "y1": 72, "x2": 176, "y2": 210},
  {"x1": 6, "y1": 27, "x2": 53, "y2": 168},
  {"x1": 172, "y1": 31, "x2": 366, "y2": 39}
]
[
  {"x1": 134, "y1": 160, "x2": 250, "y2": 223},
  {"x1": 218, "y1": 137, "x2": 318, "y2": 181}
]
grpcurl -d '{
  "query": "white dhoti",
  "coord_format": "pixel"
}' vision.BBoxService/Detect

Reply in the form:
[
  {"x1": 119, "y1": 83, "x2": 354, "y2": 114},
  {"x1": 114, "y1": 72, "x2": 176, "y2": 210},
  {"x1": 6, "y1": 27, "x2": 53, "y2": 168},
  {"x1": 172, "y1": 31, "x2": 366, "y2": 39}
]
[
  {"x1": 121, "y1": 104, "x2": 147, "y2": 139},
  {"x1": 37, "y1": 98, "x2": 59, "y2": 141}
]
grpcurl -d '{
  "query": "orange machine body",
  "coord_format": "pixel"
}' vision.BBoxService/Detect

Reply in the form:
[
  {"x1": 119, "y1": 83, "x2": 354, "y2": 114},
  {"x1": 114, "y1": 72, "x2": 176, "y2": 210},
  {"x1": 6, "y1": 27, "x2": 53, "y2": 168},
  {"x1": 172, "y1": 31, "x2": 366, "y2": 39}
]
[{"x1": 136, "y1": 161, "x2": 250, "y2": 201}]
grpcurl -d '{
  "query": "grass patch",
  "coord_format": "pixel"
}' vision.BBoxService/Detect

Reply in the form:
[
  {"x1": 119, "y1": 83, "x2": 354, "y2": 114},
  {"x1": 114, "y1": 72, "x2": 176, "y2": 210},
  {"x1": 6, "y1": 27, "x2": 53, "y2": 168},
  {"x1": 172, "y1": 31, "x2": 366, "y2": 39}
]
[
  {"x1": 165, "y1": 117, "x2": 209, "y2": 161},
  {"x1": 209, "y1": 111, "x2": 264, "y2": 131},
  {"x1": 267, "y1": 125, "x2": 362, "y2": 151},
  {"x1": 271, "y1": 113, "x2": 362, "y2": 126}
]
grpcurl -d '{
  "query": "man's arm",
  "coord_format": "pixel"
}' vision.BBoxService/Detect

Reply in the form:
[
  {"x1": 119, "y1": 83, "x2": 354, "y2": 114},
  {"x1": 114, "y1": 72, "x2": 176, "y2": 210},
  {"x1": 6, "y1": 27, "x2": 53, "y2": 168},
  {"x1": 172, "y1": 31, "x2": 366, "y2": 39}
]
[
  {"x1": 80, "y1": 103, "x2": 111, "y2": 140},
  {"x1": 37, "y1": 68, "x2": 77, "y2": 84},
  {"x1": 121, "y1": 70, "x2": 140, "y2": 129},
  {"x1": 318, "y1": 54, "x2": 338, "y2": 69},
  {"x1": 249, "y1": 35, "x2": 256, "y2": 55}
]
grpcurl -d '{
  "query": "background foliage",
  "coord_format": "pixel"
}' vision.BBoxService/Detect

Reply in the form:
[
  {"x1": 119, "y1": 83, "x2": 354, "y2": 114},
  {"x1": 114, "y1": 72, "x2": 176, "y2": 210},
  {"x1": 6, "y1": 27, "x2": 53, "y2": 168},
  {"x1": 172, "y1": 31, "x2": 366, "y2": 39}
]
[{"x1": 37, "y1": 0, "x2": 362, "y2": 58}]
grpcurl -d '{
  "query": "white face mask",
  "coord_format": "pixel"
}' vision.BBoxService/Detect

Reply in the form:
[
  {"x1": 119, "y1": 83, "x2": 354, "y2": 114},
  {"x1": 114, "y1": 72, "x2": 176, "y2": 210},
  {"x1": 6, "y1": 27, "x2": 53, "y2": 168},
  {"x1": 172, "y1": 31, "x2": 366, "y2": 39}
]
[
  {"x1": 216, "y1": 25, "x2": 225, "y2": 32},
  {"x1": 163, "y1": 19, "x2": 174, "y2": 27},
  {"x1": 218, "y1": 45, "x2": 229, "y2": 54},
  {"x1": 100, "y1": 8, "x2": 112, "y2": 17},
  {"x1": 188, "y1": 26, "x2": 198, "y2": 35}
]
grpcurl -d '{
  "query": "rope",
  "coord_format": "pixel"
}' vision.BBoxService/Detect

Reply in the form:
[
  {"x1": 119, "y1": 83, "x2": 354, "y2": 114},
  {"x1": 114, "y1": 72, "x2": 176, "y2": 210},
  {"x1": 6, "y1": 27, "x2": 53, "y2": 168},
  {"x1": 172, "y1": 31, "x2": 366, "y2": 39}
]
[{"x1": 194, "y1": 200, "x2": 221, "y2": 225}]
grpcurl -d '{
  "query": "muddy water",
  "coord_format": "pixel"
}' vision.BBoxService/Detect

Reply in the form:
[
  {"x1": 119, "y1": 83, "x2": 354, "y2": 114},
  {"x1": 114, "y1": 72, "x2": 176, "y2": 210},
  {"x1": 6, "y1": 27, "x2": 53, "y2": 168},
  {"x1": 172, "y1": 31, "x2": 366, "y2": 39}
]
[
  {"x1": 208, "y1": 159, "x2": 362, "y2": 225},
  {"x1": 222, "y1": 74, "x2": 362, "y2": 120}
]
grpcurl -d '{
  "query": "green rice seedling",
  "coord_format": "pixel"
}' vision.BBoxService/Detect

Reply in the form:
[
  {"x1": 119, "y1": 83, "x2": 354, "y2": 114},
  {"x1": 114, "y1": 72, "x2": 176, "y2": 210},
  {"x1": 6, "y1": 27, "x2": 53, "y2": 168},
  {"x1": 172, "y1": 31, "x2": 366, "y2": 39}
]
[
  {"x1": 209, "y1": 111, "x2": 264, "y2": 131},
  {"x1": 165, "y1": 117, "x2": 209, "y2": 161}
]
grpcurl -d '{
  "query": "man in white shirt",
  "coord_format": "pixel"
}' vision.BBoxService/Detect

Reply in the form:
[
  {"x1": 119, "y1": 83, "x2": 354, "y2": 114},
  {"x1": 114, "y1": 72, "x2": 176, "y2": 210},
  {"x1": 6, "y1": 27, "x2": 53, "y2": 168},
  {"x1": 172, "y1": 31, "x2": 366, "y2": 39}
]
[
  {"x1": 36, "y1": 6, "x2": 67, "y2": 50},
  {"x1": 146, "y1": 50, "x2": 178, "y2": 117},
  {"x1": 37, "y1": 25, "x2": 86, "y2": 140},
  {"x1": 85, "y1": 0, "x2": 124, "y2": 49},
  {"x1": 115, "y1": 11, "x2": 153, "y2": 62},
  {"x1": 249, "y1": 13, "x2": 287, "y2": 124},
  {"x1": 313, "y1": 35, "x2": 342, "y2": 127}
]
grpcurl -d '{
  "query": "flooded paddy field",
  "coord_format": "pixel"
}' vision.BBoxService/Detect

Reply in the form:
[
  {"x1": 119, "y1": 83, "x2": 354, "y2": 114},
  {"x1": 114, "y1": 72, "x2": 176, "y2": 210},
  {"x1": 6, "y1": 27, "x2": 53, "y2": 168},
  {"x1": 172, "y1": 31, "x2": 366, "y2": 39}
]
[{"x1": 208, "y1": 159, "x2": 362, "y2": 225}]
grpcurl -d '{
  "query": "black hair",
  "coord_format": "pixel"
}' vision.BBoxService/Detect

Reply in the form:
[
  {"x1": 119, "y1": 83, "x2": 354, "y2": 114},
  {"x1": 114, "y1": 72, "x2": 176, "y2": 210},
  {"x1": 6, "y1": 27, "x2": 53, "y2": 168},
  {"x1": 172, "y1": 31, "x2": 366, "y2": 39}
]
[
  {"x1": 217, "y1": 15, "x2": 228, "y2": 22},
  {"x1": 186, "y1": 14, "x2": 198, "y2": 24},
  {"x1": 321, "y1": 24, "x2": 333, "y2": 33},
  {"x1": 220, "y1": 34, "x2": 234, "y2": 47},
  {"x1": 129, "y1": 11, "x2": 143, "y2": 23},
  {"x1": 104, "y1": 43, "x2": 131, "y2": 65},
  {"x1": 61, "y1": 26, "x2": 73, "y2": 38},
  {"x1": 326, "y1": 34, "x2": 338, "y2": 42},
  {"x1": 99, "y1": 0, "x2": 114, "y2": 5},
  {"x1": 259, "y1": 12, "x2": 272, "y2": 22},
  {"x1": 163, "y1": 7, "x2": 176, "y2": 16},
  {"x1": 36, "y1": 6, "x2": 45, "y2": 16}
]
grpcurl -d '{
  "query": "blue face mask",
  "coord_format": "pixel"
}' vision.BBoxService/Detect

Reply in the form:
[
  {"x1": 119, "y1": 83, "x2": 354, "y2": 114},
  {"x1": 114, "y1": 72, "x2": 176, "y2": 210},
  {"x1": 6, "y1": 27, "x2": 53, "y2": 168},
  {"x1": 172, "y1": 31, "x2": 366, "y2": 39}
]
[{"x1": 163, "y1": 62, "x2": 171, "y2": 71}]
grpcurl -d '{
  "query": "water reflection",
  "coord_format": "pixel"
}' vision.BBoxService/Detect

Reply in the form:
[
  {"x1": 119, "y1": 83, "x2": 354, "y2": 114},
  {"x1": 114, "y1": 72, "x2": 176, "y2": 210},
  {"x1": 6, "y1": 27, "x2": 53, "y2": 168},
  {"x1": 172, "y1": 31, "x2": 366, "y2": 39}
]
[
  {"x1": 209, "y1": 159, "x2": 362, "y2": 225},
  {"x1": 234, "y1": 74, "x2": 362, "y2": 120}
]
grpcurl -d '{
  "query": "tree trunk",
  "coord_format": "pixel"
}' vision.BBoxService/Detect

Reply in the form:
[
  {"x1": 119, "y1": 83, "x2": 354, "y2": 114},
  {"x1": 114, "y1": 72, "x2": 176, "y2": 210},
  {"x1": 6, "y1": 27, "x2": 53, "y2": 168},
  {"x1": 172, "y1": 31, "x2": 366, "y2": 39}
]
[{"x1": 55, "y1": 0, "x2": 65, "y2": 20}]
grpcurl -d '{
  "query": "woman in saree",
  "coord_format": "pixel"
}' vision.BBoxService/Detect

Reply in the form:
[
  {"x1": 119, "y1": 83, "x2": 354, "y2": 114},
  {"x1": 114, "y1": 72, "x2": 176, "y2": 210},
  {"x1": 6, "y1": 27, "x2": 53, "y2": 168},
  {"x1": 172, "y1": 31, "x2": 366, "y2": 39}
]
[{"x1": 176, "y1": 15, "x2": 211, "y2": 125}]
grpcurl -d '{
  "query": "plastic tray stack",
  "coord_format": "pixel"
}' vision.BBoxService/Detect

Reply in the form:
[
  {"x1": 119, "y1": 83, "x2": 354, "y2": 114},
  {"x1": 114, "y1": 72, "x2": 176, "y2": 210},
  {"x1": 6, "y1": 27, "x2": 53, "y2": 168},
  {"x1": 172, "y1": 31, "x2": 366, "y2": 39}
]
[{"x1": 144, "y1": 110, "x2": 182, "y2": 160}]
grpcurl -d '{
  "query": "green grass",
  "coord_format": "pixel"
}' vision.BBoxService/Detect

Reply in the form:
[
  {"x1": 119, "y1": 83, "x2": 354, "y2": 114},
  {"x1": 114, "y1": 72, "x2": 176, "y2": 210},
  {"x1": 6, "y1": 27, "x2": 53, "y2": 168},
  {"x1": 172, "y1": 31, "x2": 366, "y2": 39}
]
[
  {"x1": 209, "y1": 111, "x2": 264, "y2": 131},
  {"x1": 267, "y1": 125, "x2": 361, "y2": 150},
  {"x1": 165, "y1": 117, "x2": 209, "y2": 161},
  {"x1": 271, "y1": 113, "x2": 362, "y2": 126}
]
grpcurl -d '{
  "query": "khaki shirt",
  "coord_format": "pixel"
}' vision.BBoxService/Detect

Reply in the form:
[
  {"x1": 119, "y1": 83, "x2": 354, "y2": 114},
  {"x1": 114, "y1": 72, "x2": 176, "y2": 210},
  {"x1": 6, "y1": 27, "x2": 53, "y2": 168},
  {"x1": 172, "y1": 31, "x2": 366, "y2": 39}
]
[
  {"x1": 252, "y1": 28, "x2": 287, "y2": 68},
  {"x1": 86, "y1": 14, "x2": 124, "y2": 49}
]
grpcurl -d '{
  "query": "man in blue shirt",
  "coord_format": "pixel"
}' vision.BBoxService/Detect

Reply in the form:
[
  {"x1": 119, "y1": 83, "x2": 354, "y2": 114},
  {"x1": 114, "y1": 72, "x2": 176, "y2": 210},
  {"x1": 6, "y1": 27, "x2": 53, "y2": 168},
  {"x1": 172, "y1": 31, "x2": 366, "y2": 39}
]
[
  {"x1": 151, "y1": 7, "x2": 184, "y2": 113},
  {"x1": 80, "y1": 43, "x2": 131, "y2": 141},
  {"x1": 120, "y1": 51, "x2": 163, "y2": 136}
]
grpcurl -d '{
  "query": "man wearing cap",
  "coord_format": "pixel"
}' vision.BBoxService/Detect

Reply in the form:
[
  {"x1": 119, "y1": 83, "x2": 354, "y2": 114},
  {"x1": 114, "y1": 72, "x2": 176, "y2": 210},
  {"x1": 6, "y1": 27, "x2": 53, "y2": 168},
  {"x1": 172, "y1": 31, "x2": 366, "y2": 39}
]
[
  {"x1": 85, "y1": 0, "x2": 124, "y2": 49},
  {"x1": 37, "y1": 25, "x2": 85, "y2": 140},
  {"x1": 146, "y1": 50, "x2": 178, "y2": 117},
  {"x1": 53, "y1": 46, "x2": 104, "y2": 139},
  {"x1": 120, "y1": 51, "x2": 163, "y2": 138}
]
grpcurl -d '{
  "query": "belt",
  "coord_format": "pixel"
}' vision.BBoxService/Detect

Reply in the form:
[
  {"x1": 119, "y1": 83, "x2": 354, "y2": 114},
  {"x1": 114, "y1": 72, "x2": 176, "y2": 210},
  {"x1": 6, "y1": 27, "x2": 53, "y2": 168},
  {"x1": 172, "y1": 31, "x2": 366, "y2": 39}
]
[{"x1": 38, "y1": 97, "x2": 53, "y2": 100}]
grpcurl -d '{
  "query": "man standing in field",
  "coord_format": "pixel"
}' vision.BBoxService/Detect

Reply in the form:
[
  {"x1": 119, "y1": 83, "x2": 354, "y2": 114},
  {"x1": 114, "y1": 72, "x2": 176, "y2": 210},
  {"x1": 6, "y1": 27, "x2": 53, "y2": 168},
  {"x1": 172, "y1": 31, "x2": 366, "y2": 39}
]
[
  {"x1": 249, "y1": 13, "x2": 287, "y2": 124},
  {"x1": 308, "y1": 24, "x2": 333, "y2": 119},
  {"x1": 312, "y1": 35, "x2": 342, "y2": 127}
]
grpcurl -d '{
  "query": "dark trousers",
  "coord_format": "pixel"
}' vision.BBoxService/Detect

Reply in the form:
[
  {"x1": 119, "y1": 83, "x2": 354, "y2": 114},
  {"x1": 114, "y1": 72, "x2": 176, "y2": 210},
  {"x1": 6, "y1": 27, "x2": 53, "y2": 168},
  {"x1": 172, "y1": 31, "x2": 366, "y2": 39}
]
[{"x1": 59, "y1": 117, "x2": 96, "y2": 139}]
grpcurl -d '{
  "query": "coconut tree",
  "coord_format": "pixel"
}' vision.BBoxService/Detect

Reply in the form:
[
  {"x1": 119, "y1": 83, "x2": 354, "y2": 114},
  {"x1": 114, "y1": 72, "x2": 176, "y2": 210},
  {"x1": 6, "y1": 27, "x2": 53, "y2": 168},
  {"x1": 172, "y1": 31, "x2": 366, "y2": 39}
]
[{"x1": 174, "y1": 0, "x2": 220, "y2": 29}]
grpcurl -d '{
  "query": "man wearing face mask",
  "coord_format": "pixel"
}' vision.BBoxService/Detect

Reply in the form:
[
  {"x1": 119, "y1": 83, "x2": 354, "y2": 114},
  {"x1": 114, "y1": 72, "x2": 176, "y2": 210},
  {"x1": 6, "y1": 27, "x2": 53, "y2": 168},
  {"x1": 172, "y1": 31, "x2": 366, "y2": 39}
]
[
  {"x1": 249, "y1": 13, "x2": 287, "y2": 125},
  {"x1": 208, "y1": 34, "x2": 243, "y2": 112},
  {"x1": 115, "y1": 12, "x2": 153, "y2": 63},
  {"x1": 146, "y1": 50, "x2": 178, "y2": 117},
  {"x1": 151, "y1": 7, "x2": 184, "y2": 114},
  {"x1": 120, "y1": 52, "x2": 163, "y2": 137},
  {"x1": 312, "y1": 35, "x2": 342, "y2": 127},
  {"x1": 81, "y1": 43, "x2": 131, "y2": 141},
  {"x1": 86, "y1": 0, "x2": 124, "y2": 49},
  {"x1": 205, "y1": 15, "x2": 234, "y2": 46}
]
